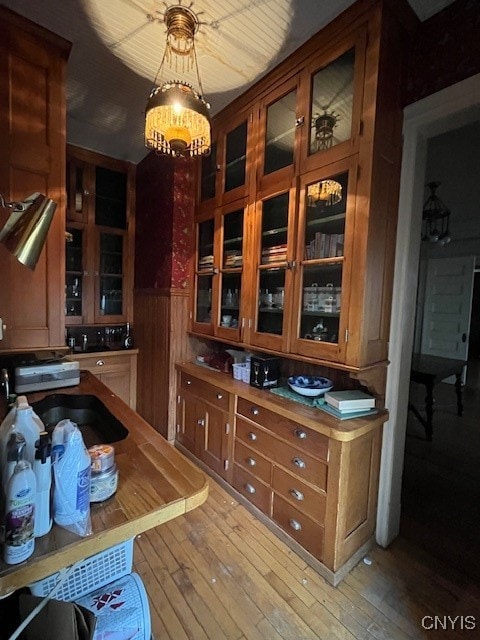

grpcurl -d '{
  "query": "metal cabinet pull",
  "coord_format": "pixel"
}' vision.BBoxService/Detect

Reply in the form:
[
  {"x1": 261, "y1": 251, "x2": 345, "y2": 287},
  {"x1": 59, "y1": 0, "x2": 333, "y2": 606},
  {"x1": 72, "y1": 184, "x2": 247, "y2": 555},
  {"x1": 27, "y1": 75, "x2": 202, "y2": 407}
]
[
  {"x1": 290, "y1": 488, "x2": 304, "y2": 501},
  {"x1": 197, "y1": 418, "x2": 205, "y2": 427},
  {"x1": 246, "y1": 457, "x2": 256, "y2": 467},
  {"x1": 247, "y1": 432, "x2": 257, "y2": 441},
  {"x1": 294, "y1": 428, "x2": 307, "y2": 440},
  {"x1": 186, "y1": 379, "x2": 192, "y2": 385},
  {"x1": 289, "y1": 518, "x2": 302, "y2": 531},
  {"x1": 245, "y1": 483, "x2": 256, "y2": 494},
  {"x1": 96, "y1": 360, "x2": 105, "y2": 366},
  {"x1": 250, "y1": 407, "x2": 259, "y2": 416},
  {"x1": 216, "y1": 393, "x2": 223, "y2": 400},
  {"x1": 292, "y1": 457, "x2": 306, "y2": 469}
]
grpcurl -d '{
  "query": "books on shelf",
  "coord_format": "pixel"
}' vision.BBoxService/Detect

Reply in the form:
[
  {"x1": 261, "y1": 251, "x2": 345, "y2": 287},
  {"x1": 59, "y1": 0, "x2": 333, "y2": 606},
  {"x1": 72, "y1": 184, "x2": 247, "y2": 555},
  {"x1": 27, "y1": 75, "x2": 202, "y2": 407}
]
[
  {"x1": 324, "y1": 390, "x2": 375, "y2": 411},
  {"x1": 318, "y1": 403, "x2": 378, "y2": 421},
  {"x1": 304, "y1": 233, "x2": 344, "y2": 260}
]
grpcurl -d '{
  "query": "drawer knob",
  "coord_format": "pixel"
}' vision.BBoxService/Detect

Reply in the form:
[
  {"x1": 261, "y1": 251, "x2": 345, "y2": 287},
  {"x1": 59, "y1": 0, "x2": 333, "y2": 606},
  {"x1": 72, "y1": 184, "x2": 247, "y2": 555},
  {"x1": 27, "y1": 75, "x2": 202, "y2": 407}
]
[
  {"x1": 96, "y1": 359, "x2": 105, "y2": 366},
  {"x1": 290, "y1": 488, "x2": 304, "y2": 501},
  {"x1": 197, "y1": 418, "x2": 205, "y2": 427},
  {"x1": 186, "y1": 379, "x2": 192, "y2": 385},
  {"x1": 250, "y1": 407, "x2": 260, "y2": 416},
  {"x1": 247, "y1": 432, "x2": 257, "y2": 441},
  {"x1": 245, "y1": 483, "x2": 256, "y2": 494},
  {"x1": 289, "y1": 518, "x2": 302, "y2": 532},
  {"x1": 294, "y1": 428, "x2": 307, "y2": 439},
  {"x1": 246, "y1": 457, "x2": 256, "y2": 467},
  {"x1": 216, "y1": 393, "x2": 223, "y2": 400},
  {"x1": 292, "y1": 457, "x2": 306, "y2": 469}
]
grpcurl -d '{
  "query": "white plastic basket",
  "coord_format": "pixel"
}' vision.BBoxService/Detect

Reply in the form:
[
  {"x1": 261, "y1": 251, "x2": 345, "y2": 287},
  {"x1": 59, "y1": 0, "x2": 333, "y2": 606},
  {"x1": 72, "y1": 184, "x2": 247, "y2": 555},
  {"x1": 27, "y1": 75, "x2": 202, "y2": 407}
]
[
  {"x1": 28, "y1": 538, "x2": 134, "y2": 601},
  {"x1": 232, "y1": 362, "x2": 247, "y2": 380}
]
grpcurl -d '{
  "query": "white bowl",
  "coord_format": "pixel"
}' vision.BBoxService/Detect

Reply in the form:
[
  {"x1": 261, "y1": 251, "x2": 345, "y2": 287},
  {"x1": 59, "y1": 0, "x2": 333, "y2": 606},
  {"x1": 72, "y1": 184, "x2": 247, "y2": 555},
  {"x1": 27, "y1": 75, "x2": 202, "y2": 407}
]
[
  {"x1": 287, "y1": 375, "x2": 333, "y2": 397},
  {"x1": 288, "y1": 382, "x2": 333, "y2": 397}
]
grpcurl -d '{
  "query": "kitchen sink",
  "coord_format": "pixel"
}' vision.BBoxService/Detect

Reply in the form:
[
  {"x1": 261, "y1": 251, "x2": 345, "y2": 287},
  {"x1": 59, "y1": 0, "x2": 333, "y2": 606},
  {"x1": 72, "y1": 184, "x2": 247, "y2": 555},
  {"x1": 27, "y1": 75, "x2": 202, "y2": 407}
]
[
  {"x1": 31, "y1": 393, "x2": 129, "y2": 447},
  {"x1": 72, "y1": 345, "x2": 112, "y2": 353}
]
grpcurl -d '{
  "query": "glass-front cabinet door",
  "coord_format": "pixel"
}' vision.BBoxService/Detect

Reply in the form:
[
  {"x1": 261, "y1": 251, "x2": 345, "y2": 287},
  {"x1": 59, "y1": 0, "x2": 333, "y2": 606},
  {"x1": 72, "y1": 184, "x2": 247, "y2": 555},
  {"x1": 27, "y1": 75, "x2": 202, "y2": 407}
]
[
  {"x1": 192, "y1": 216, "x2": 215, "y2": 335},
  {"x1": 291, "y1": 158, "x2": 356, "y2": 362},
  {"x1": 95, "y1": 231, "x2": 125, "y2": 320},
  {"x1": 299, "y1": 30, "x2": 366, "y2": 174},
  {"x1": 249, "y1": 189, "x2": 296, "y2": 351},
  {"x1": 65, "y1": 226, "x2": 85, "y2": 323},
  {"x1": 217, "y1": 203, "x2": 245, "y2": 340}
]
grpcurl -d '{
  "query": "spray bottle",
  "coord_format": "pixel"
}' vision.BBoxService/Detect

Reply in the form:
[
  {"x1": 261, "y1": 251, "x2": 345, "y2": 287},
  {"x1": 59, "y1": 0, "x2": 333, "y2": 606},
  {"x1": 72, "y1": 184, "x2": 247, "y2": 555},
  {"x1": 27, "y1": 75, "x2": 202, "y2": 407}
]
[
  {"x1": 4, "y1": 458, "x2": 36, "y2": 565},
  {"x1": 34, "y1": 431, "x2": 52, "y2": 537}
]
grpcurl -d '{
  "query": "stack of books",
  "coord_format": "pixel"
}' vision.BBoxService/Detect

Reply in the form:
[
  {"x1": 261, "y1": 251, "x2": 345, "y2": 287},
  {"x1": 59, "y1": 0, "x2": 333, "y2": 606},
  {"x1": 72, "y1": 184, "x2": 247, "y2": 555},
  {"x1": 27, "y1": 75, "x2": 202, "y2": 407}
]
[
  {"x1": 261, "y1": 244, "x2": 287, "y2": 264},
  {"x1": 321, "y1": 390, "x2": 377, "y2": 420}
]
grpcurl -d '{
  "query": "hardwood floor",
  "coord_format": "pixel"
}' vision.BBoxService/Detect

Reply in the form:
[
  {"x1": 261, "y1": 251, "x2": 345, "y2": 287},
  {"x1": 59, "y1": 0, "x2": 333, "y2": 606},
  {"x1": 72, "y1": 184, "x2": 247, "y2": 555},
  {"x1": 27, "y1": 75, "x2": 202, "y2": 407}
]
[
  {"x1": 133, "y1": 477, "x2": 480, "y2": 639},
  {"x1": 401, "y1": 358, "x2": 480, "y2": 583}
]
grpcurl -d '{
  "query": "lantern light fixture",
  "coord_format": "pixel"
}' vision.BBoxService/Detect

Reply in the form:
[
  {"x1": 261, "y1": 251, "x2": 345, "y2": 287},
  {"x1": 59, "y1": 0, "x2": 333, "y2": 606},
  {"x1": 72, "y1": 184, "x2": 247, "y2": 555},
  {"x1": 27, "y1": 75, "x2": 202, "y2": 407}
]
[
  {"x1": 307, "y1": 179, "x2": 343, "y2": 207},
  {"x1": 144, "y1": 3, "x2": 211, "y2": 158},
  {"x1": 421, "y1": 181, "x2": 452, "y2": 246}
]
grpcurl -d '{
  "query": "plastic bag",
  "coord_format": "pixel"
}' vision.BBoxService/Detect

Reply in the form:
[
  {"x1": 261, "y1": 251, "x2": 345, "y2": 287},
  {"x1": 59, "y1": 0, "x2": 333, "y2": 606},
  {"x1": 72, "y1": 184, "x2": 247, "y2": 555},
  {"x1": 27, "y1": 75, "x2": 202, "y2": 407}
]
[{"x1": 52, "y1": 419, "x2": 92, "y2": 537}]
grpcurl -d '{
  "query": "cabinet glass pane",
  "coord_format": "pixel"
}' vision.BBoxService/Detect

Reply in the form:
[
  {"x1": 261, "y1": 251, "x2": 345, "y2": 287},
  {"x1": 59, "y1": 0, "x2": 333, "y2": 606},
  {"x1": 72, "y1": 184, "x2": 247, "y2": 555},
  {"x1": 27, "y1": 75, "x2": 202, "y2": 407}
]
[
  {"x1": 300, "y1": 264, "x2": 342, "y2": 344},
  {"x1": 257, "y1": 269, "x2": 286, "y2": 336},
  {"x1": 196, "y1": 275, "x2": 212, "y2": 323},
  {"x1": 304, "y1": 171, "x2": 348, "y2": 260},
  {"x1": 264, "y1": 89, "x2": 296, "y2": 175},
  {"x1": 65, "y1": 227, "x2": 83, "y2": 317},
  {"x1": 197, "y1": 219, "x2": 214, "y2": 271},
  {"x1": 99, "y1": 233, "x2": 123, "y2": 315},
  {"x1": 225, "y1": 121, "x2": 247, "y2": 192},
  {"x1": 260, "y1": 192, "x2": 289, "y2": 264},
  {"x1": 200, "y1": 141, "x2": 217, "y2": 201},
  {"x1": 95, "y1": 166, "x2": 127, "y2": 229},
  {"x1": 309, "y1": 48, "x2": 355, "y2": 155},
  {"x1": 220, "y1": 273, "x2": 241, "y2": 328},
  {"x1": 67, "y1": 163, "x2": 86, "y2": 217},
  {"x1": 222, "y1": 208, "x2": 243, "y2": 269}
]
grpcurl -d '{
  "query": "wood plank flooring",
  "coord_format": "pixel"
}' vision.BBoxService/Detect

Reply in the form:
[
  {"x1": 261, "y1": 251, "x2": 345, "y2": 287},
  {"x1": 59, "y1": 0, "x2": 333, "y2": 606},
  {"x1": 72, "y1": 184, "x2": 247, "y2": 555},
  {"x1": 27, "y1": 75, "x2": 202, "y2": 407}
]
[{"x1": 133, "y1": 477, "x2": 480, "y2": 640}]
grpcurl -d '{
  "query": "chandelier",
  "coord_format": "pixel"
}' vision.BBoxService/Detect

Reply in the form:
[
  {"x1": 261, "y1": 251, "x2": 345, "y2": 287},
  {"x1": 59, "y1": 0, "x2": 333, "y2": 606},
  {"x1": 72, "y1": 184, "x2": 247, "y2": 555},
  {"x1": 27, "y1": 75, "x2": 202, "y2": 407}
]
[
  {"x1": 307, "y1": 179, "x2": 342, "y2": 207},
  {"x1": 421, "y1": 182, "x2": 451, "y2": 245},
  {"x1": 144, "y1": 4, "x2": 211, "y2": 158}
]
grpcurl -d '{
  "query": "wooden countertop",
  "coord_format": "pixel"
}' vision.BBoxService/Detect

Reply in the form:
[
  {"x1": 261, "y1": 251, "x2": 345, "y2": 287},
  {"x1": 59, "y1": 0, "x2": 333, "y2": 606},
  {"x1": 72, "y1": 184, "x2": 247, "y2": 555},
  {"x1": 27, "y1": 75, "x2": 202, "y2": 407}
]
[
  {"x1": 0, "y1": 371, "x2": 209, "y2": 597},
  {"x1": 177, "y1": 361, "x2": 388, "y2": 442}
]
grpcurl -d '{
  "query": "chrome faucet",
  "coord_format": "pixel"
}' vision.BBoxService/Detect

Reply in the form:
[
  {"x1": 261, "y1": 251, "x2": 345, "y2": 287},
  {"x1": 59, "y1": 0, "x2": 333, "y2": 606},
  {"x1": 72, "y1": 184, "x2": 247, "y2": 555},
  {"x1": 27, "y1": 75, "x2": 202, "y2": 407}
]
[{"x1": 81, "y1": 334, "x2": 88, "y2": 351}]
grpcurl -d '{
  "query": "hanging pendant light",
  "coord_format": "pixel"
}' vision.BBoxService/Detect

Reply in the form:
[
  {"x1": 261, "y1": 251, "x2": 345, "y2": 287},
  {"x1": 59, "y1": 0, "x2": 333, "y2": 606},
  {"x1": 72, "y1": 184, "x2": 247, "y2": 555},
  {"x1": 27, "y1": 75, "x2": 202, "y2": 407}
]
[
  {"x1": 145, "y1": 4, "x2": 211, "y2": 158},
  {"x1": 421, "y1": 182, "x2": 452, "y2": 245}
]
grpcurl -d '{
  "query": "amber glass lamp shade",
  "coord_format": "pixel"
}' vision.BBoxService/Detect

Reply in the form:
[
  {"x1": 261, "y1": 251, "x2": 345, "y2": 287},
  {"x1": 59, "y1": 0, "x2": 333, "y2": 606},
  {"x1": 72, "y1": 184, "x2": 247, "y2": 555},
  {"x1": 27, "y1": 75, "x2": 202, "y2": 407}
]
[{"x1": 145, "y1": 81, "x2": 211, "y2": 157}]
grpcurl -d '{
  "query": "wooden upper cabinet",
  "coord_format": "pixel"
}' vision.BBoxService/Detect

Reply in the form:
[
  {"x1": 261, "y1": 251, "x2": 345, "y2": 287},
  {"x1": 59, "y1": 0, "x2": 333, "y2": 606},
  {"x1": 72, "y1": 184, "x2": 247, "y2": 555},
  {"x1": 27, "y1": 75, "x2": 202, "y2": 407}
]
[
  {"x1": 191, "y1": 0, "x2": 414, "y2": 371},
  {"x1": 65, "y1": 146, "x2": 135, "y2": 326},
  {"x1": 0, "y1": 7, "x2": 71, "y2": 352}
]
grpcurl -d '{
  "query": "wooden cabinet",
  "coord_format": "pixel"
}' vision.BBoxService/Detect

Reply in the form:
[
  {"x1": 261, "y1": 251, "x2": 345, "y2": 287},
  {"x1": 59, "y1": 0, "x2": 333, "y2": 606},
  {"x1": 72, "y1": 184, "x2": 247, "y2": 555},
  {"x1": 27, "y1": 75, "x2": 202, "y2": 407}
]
[
  {"x1": 175, "y1": 362, "x2": 384, "y2": 584},
  {"x1": 72, "y1": 350, "x2": 138, "y2": 409},
  {"x1": 0, "y1": 7, "x2": 70, "y2": 352},
  {"x1": 176, "y1": 371, "x2": 232, "y2": 478},
  {"x1": 191, "y1": 0, "x2": 411, "y2": 374},
  {"x1": 65, "y1": 145, "x2": 135, "y2": 326}
]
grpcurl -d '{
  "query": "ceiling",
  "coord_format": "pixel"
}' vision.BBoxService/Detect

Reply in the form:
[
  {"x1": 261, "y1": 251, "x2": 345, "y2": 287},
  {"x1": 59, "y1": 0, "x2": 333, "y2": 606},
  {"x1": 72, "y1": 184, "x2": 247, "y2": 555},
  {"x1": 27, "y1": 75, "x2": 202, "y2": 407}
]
[{"x1": 1, "y1": 0, "x2": 455, "y2": 164}]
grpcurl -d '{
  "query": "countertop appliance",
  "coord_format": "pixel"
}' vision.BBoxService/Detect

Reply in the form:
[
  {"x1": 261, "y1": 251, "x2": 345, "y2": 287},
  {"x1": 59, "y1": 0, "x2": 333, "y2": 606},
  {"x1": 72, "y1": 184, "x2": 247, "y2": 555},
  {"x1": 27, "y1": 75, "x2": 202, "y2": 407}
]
[{"x1": 14, "y1": 360, "x2": 80, "y2": 393}]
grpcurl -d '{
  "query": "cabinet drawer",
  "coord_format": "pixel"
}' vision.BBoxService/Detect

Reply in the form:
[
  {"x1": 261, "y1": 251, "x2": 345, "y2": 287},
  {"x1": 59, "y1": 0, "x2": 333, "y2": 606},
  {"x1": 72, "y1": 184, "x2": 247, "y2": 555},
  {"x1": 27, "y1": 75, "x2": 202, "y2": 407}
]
[
  {"x1": 234, "y1": 440, "x2": 272, "y2": 484},
  {"x1": 73, "y1": 353, "x2": 132, "y2": 370},
  {"x1": 272, "y1": 495, "x2": 324, "y2": 560},
  {"x1": 236, "y1": 418, "x2": 327, "y2": 488},
  {"x1": 236, "y1": 397, "x2": 328, "y2": 461},
  {"x1": 232, "y1": 465, "x2": 272, "y2": 515},
  {"x1": 272, "y1": 467, "x2": 326, "y2": 523},
  {"x1": 180, "y1": 373, "x2": 230, "y2": 411}
]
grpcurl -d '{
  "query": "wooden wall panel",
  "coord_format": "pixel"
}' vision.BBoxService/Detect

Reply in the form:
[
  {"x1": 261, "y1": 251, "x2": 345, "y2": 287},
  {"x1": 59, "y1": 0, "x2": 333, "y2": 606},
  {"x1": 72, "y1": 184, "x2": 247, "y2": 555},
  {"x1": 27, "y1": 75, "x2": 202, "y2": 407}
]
[{"x1": 134, "y1": 288, "x2": 193, "y2": 440}]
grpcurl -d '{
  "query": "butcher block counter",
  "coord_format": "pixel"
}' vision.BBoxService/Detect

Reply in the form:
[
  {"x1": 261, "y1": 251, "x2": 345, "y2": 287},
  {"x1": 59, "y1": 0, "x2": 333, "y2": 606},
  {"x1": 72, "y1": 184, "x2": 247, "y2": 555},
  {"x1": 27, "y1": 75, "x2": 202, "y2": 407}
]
[{"x1": 0, "y1": 371, "x2": 209, "y2": 597}]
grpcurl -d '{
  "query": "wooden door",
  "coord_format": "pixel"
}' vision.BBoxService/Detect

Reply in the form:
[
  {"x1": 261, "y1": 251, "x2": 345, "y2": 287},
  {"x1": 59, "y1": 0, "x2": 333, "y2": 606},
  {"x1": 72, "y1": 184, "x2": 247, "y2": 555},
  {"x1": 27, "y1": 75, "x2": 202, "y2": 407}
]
[{"x1": 198, "y1": 403, "x2": 228, "y2": 478}]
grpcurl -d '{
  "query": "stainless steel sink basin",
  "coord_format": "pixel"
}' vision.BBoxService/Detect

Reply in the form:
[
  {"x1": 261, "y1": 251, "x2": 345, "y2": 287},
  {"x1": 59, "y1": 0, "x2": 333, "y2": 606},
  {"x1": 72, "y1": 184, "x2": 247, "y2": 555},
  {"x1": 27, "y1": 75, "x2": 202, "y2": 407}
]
[{"x1": 31, "y1": 393, "x2": 128, "y2": 447}]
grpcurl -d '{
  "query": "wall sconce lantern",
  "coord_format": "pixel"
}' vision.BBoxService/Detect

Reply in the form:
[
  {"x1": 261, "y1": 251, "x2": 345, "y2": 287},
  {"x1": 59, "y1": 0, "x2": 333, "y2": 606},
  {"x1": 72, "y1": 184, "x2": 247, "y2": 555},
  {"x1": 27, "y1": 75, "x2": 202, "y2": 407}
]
[
  {"x1": 144, "y1": 3, "x2": 211, "y2": 158},
  {"x1": 0, "y1": 192, "x2": 57, "y2": 269},
  {"x1": 312, "y1": 109, "x2": 340, "y2": 151},
  {"x1": 422, "y1": 181, "x2": 451, "y2": 246}
]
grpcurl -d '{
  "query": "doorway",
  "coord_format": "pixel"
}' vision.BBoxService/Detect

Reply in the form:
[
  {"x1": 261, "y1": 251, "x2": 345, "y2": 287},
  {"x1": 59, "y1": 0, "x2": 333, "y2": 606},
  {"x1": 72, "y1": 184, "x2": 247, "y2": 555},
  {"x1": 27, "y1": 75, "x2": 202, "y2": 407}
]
[{"x1": 375, "y1": 72, "x2": 480, "y2": 549}]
